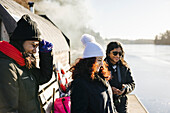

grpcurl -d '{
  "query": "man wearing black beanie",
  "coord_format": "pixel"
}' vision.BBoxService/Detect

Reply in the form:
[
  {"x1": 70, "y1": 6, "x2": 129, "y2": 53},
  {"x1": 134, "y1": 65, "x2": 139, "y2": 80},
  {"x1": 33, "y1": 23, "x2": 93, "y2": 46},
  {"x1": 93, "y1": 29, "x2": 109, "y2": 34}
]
[{"x1": 0, "y1": 14, "x2": 53, "y2": 113}]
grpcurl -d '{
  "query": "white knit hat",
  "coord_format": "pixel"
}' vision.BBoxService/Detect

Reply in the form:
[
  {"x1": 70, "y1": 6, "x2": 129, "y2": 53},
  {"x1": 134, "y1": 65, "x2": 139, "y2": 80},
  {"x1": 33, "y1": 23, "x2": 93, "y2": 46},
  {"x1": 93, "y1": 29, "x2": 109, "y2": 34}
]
[{"x1": 81, "y1": 34, "x2": 105, "y2": 58}]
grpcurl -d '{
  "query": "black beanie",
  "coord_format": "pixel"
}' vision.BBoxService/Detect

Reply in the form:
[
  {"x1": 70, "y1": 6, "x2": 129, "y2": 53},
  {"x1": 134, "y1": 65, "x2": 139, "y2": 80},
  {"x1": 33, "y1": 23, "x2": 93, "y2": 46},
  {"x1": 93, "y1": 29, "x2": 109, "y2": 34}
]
[{"x1": 10, "y1": 14, "x2": 41, "y2": 41}]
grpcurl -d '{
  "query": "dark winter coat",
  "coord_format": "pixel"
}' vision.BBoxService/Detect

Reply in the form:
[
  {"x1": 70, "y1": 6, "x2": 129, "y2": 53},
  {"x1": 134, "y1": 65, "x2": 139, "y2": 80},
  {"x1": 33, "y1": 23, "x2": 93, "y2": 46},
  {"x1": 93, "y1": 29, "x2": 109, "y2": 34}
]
[
  {"x1": 71, "y1": 74, "x2": 116, "y2": 113},
  {"x1": 105, "y1": 59, "x2": 135, "y2": 113},
  {"x1": 0, "y1": 51, "x2": 53, "y2": 113}
]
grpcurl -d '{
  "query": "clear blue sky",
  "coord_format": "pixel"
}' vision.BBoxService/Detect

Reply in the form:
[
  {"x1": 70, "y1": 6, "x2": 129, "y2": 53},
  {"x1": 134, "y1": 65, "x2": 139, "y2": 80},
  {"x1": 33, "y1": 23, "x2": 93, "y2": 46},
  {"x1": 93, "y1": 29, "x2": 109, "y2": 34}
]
[{"x1": 87, "y1": 0, "x2": 170, "y2": 40}]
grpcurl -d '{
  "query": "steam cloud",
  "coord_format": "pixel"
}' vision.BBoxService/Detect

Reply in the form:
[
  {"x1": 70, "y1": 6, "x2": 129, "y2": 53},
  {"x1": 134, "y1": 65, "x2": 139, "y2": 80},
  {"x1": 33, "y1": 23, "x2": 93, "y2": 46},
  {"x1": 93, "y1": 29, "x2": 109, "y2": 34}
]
[{"x1": 35, "y1": 0, "x2": 104, "y2": 49}]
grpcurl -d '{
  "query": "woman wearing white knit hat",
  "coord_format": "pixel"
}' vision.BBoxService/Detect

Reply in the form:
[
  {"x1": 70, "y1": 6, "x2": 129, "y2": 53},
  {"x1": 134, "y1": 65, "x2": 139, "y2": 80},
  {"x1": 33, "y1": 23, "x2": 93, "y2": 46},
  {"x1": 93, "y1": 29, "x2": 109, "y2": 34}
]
[{"x1": 70, "y1": 34, "x2": 117, "y2": 113}]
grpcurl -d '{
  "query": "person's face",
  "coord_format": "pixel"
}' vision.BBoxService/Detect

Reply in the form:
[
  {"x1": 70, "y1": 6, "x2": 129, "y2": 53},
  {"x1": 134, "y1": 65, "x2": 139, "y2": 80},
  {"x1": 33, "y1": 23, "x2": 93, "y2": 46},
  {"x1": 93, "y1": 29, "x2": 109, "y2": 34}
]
[
  {"x1": 108, "y1": 47, "x2": 122, "y2": 64},
  {"x1": 95, "y1": 56, "x2": 104, "y2": 72},
  {"x1": 23, "y1": 41, "x2": 39, "y2": 54}
]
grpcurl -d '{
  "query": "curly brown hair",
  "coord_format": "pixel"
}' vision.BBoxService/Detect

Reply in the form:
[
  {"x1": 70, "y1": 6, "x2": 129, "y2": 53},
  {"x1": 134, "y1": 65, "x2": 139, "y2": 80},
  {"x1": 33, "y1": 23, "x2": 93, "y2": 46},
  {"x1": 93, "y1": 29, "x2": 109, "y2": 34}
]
[{"x1": 70, "y1": 57, "x2": 111, "y2": 81}]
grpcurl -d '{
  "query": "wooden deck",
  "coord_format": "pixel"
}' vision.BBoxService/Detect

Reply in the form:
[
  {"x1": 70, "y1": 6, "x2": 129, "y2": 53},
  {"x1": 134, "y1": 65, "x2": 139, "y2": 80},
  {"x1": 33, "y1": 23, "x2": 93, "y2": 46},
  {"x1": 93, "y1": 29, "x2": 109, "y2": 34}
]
[{"x1": 127, "y1": 94, "x2": 149, "y2": 113}]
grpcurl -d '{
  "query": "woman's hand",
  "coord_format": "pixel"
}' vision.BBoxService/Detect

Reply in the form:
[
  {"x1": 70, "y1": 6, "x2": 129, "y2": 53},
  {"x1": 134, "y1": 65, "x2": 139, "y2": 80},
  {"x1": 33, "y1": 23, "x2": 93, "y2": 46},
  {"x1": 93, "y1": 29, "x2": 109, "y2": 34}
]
[
  {"x1": 111, "y1": 87, "x2": 125, "y2": 95},
  {"x1": 39, "y1": 39, "x2": 53, "y2": 52}
]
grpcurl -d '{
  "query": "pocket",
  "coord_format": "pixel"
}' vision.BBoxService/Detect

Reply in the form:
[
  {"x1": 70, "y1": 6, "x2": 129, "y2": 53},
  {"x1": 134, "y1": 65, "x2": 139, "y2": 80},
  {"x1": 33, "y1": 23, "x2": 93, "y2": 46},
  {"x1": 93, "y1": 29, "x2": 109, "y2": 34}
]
[
  {"x1": 19, "y1": 73, "x2": 36, "y2": 100},
  {"x1": 22, "y1": 74, "x2": 36, "y2": 89}
]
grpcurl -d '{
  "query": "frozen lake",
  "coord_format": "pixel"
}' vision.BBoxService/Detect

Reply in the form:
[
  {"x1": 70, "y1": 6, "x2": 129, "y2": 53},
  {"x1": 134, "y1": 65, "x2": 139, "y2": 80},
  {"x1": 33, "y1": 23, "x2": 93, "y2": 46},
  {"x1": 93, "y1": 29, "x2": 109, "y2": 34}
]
[
  {"x1": 123, "y1": 44, "x2": 170, "y2": 113},
  {"x1": 71, "y1": 44, "x2": 170, "y2": 113}
]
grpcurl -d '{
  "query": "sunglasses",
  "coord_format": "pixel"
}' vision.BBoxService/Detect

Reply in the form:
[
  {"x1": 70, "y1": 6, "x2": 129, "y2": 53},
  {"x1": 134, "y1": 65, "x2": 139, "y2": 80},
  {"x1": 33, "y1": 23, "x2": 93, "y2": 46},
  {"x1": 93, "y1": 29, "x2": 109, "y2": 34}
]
[{"x1": 112, "y1": 51, "x2": 122, "y2": 56}]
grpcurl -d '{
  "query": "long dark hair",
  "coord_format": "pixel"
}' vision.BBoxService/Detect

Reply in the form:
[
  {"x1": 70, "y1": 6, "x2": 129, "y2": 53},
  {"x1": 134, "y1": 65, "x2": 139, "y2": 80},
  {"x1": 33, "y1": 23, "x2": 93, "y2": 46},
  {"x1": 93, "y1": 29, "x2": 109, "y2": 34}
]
[
  {"x1": 70, "y1": 57, "x2": 111, "y2": 81},
  {"x1": 9, "y1": 40, "x2": 36, "y2": 69},
  {"x1": 106, "y1": 41, "x2": 128, "y2": 67}
]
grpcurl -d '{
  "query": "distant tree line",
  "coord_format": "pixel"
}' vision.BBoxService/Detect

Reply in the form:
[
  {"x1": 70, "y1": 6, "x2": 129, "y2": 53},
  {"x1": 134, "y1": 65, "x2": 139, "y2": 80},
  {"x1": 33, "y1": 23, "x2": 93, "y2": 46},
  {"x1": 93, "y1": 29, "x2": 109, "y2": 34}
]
[{"x1": 154, "y1": 30, "x2": 170, "y2": 45}]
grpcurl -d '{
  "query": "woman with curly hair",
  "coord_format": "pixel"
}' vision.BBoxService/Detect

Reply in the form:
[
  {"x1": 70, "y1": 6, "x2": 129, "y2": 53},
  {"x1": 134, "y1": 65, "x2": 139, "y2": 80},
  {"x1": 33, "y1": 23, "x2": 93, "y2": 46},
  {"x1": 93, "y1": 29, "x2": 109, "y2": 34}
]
[{"x1": 70, "y1": 34, "x2": 116, "y2": 113}]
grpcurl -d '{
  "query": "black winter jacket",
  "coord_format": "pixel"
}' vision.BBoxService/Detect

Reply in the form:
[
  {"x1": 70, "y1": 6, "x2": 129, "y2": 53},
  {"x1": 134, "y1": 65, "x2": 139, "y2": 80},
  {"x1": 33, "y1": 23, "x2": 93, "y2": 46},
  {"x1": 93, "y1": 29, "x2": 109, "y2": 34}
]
[
  {"x1": 0, "y1": 51, "x2": 53, "y2": 113},
  {"x1": 71, "y1": 74, "x2": 117, "y2": 113},
  {"x1": 105, "y1": 59, "x2": 135, "y2": 113},
  {"x1": 106, "y1": 60, "x2": 135, "y2": 94}
]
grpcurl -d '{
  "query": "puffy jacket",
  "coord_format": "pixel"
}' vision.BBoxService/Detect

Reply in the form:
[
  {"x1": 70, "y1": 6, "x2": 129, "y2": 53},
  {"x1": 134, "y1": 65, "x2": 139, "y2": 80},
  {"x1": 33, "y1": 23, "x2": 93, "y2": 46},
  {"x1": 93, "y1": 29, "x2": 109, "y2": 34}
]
[
  {"x1": 0, "y1": 51, "x2": 53, "y2": 113},
  {"x1": 71, "y1": 74, "x2": 117, "y2": 113}
]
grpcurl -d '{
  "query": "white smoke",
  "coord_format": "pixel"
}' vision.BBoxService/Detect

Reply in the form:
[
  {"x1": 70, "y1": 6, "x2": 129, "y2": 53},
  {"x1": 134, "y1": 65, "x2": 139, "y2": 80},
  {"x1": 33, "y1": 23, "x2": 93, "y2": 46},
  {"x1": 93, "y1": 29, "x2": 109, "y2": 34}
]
[{"x1": 34, "y1": 0, "x2": 95, "y2": 48}]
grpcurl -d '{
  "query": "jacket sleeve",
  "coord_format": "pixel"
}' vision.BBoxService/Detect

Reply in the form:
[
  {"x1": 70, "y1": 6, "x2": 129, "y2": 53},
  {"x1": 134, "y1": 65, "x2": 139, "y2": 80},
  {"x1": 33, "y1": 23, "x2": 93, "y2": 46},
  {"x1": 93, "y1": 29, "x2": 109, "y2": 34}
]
[
  {"x1": 31, "y1": 51, "x2": 53, "y2": 85},
  {"x1": 122, "y1": 67, "x2": 135, "y2": 95},
  {"x1": 71, "y1": 79, "x2": 89, "y2": 113},
  {"x1": 0, "y1": 63, "x2": 19, "y2": 113}
]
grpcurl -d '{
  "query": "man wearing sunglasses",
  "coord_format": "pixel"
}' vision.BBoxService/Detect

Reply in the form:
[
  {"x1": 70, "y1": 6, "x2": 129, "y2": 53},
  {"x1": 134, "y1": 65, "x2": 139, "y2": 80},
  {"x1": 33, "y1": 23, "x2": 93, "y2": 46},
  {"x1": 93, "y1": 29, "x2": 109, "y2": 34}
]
[{"x1": 105, "y1": 41, "x2": 135, "y2": 113}]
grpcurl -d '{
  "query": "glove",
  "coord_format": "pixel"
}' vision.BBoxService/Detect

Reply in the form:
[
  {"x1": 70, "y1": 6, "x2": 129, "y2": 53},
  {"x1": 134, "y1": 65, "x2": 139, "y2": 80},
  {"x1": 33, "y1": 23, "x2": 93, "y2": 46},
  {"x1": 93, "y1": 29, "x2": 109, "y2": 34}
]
[{"x1": 39, "y1": 39, "x2": 53, "y2": 52}]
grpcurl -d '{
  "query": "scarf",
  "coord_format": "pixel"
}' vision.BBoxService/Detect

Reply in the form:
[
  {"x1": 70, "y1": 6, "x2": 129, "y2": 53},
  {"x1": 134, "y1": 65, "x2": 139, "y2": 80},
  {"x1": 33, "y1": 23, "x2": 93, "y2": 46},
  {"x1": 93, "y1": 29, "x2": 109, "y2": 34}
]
[
  {"x1": 0, "y1": 41, "x2": 25, "y2": 66},
  {"x1": 94, "y1": 73, "x2": 109, "y2": 88}
]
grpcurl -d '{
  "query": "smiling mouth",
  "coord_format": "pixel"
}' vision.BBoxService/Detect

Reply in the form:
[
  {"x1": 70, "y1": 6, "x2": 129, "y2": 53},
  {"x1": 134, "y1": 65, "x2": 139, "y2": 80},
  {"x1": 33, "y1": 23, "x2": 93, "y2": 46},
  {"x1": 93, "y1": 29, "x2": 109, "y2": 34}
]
[{"x1": 114, "y1": 58, "x2": 119, "y2": 60}]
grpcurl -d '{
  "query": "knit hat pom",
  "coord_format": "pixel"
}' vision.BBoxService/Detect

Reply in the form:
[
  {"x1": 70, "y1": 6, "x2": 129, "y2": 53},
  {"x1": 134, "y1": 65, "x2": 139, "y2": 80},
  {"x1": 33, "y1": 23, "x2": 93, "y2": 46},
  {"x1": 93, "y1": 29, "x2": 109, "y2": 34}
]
[
  {"x1": 81, "y1": 34, "x2": 105, "y2": 58},
  {"x1": 81, "y1": 34, "x2": 96, "y2": 46}
]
